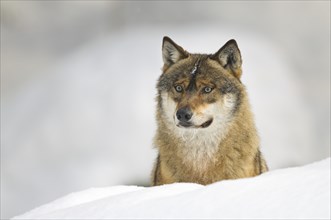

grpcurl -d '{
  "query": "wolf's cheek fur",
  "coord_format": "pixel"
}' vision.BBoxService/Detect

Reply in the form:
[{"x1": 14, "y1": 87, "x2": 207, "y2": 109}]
[
  {"x1": 221, "y1": 93, "x2": 237, "y2": 118},
  {"x1": 160, "y1": 92, "x2": 177, "y2": 126}
]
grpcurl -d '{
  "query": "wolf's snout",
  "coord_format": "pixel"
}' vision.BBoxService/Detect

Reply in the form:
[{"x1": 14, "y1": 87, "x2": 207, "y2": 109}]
[{"x1": 176, "y1": 107, "x2": 193, "y2": 122}]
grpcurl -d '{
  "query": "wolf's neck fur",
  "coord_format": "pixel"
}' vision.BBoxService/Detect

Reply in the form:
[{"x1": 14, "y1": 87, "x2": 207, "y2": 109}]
[{"x1": 176, "y1": 125, "x2": 227, "y2": 173}]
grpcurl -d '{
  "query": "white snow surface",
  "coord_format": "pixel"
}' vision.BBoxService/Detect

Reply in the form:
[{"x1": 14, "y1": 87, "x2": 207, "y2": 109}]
[{"x1": 14, "y1": 158, "x2": 330, "y2": 219}]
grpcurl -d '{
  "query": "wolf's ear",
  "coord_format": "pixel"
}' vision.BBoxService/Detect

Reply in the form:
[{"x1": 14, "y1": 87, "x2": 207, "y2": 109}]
[
  {"x1": 162, "y1": 36, "x2": 188, "y2": 69},
  {"x1": 211, "y1": 39, "x2": 242, "y2": 79}
]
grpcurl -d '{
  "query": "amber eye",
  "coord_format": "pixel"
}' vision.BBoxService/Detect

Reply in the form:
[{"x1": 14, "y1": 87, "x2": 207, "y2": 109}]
[
  {"x1": 175, "y1": 85, "x2": 183, "y2": 93},
  {"x1": 203, "y1": 87, "x2": 213, "y2": 93}
]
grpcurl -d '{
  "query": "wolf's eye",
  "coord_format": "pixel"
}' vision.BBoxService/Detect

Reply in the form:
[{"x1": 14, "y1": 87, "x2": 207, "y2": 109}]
[
  {"x1": 175, "y1": 85, "x2": 183, "y2": 93},
  {"x1": 203, "y1": 87, "x2": 213, "y2": 93}
]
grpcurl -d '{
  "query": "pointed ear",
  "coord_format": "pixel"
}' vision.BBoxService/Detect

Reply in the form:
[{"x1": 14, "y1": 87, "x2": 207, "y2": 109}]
[
  {"x1": 211, "y1": 39, "x2": 242, "y2": 79},
  {"x1": 162, "y1": 36, "x2": 188, "y2": 69}
]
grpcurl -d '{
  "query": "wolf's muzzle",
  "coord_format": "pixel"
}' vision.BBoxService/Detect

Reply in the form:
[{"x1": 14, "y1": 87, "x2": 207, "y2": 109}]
[{"x1": 176, "y1": 107, "x2": 193, "y2": 123}]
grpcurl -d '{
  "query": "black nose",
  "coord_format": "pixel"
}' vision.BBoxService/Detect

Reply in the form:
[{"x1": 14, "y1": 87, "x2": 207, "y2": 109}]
[{"x1": 176, "y1": 107, "x2": 193, "y2": 122}]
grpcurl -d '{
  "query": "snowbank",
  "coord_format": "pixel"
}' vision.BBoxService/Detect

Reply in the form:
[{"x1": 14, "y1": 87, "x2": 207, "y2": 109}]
[{"x1": 14, "y1": 158, "x2": 330, "y2": 219}]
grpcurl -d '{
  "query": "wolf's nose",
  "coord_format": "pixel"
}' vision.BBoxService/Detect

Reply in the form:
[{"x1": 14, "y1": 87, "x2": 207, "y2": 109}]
[{"x1": 176, "y1": 107, "x2": 193, "y2": 122}]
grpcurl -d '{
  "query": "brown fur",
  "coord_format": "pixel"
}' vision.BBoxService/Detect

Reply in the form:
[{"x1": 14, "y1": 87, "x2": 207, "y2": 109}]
[{"x1": 152, "y1": 37, "x2": 268, "y2": 186}]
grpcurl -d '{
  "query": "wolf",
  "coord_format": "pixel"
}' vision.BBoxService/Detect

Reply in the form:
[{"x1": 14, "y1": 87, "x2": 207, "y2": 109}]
[{"x1": 152, "y1": 37, "x2": 268, "y2": 186}]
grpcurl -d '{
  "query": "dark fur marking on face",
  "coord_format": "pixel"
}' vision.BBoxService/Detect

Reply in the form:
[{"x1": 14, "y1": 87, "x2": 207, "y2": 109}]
[
  {"x1": 206, "y1": 97, "x2": 217, "y2": 104},
  {"x1": 157, "y1": 71, "x2": 183, "y2": 92},
  {"x1": 190, "y1": 59, "x2": 201, "y2": 75},
  {"x1": 187, "y1": 78, "x2": 196, "y2": 92},
  {"x1": 220, "y1": 79, "x2": 237, "y2": 94},
  {"x1": 187, "y1": 58, "x2": 201, "y2": 92},
  {"x1": 173, "y1": 97, "x2": 180, "y2": 102}
]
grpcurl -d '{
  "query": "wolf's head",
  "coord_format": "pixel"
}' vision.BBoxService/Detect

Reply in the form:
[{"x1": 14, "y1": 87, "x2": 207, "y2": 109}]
[{"x1": 157, "y1": 37, "x2": 244, "y2": 132}]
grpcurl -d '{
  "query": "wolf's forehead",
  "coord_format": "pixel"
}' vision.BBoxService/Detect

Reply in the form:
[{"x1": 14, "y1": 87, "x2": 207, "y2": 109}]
[
  {"x1": 175, "y1": 57, "x2": 216, "y2": 82},
  {"x1": 190, "y1": 58, "x2": 201, "y2": 76}
]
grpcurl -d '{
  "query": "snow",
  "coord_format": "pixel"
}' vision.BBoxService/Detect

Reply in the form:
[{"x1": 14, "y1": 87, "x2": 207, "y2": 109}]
[
  {"x1": 2, "y1": 25, "x2": 327, "y2": 218},
  {"x1": 13, "y1": 158, "x2": 330, "y2": 219}
]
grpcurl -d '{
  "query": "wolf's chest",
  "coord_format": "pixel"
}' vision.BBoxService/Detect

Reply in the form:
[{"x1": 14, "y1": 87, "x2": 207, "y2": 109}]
[{"x1": 176, "y1": 130, "x2": 221, "y2": 172}]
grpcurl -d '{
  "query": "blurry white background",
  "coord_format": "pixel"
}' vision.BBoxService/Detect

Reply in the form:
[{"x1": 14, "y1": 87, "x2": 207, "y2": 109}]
[{"x1": 1, "y1": 1, "x2": 330, "y2": 219}]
